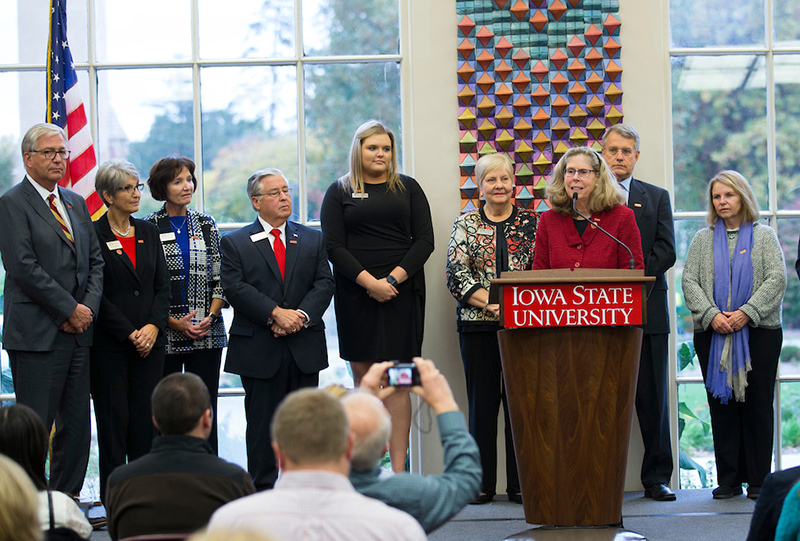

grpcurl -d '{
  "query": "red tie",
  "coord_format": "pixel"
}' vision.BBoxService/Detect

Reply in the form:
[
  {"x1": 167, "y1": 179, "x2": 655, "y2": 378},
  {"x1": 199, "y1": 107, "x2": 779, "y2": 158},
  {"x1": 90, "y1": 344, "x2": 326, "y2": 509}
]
[
  {"x1": 270, "y1": 228, "x2": 285, "y2": 280},
  {"x1": 48, "y1": 194, "x2": 74, "y2": 245}
]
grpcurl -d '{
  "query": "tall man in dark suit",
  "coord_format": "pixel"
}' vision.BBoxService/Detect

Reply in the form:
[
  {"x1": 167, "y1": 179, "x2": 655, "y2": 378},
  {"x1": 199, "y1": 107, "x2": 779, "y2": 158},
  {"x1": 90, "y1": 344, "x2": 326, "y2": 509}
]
[
  {"x1": 221, "y1": 168, "x2": 334, "y2": 490},
  {"x1": 603, "y1": 124, "x2": 677, "y2": 501},
  {"x1": 0, "y1": 123, "x2": 104, "y2": 495}
]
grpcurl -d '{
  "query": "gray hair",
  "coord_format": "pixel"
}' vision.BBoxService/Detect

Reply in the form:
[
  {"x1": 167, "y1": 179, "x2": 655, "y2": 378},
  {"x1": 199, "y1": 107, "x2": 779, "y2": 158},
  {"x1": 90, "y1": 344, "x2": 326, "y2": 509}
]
[
  {"x1": 475, "y1": 153, "x2": 514, "y2": 185},
  {"x1": 95, "y1": 160, "x2": 140, "y2": 207},
  {"x1": 21, "y1": 123, "x2": 67, "y2": 157},
  {"x1": 602, "y1": 123, "x2": 640, "y2": 152},
  {"x1": 247, "y1": 168, "x2": 285, "y2": 210},
  {"x1": 342, "y1": 392, "x2": 392, "y2": 471}
]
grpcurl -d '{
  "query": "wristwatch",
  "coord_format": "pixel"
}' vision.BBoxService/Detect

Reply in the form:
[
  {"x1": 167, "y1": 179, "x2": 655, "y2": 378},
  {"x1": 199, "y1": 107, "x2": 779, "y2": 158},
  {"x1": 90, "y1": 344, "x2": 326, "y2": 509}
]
[
  {"x1": 207, "y1": 312, "x2": 220, "y2": 323},
  {"x1": 386, "y1": 275, "x2": 398, "y2": 287}
]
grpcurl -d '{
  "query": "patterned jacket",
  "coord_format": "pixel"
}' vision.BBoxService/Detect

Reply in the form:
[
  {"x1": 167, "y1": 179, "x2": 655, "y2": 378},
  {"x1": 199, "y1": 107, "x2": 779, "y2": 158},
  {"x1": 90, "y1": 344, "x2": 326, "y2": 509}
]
[
  {"x1": 145, "y1": 206, "x2": 227, "y2": 353},
  {"x1": 446, "y1": 206, "x2": 538, "y2": 329}
]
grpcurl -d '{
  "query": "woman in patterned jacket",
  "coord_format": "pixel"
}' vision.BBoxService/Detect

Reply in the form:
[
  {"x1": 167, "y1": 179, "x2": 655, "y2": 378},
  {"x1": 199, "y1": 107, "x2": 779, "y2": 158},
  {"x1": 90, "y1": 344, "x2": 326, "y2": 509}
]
[
  {"x1": 145, "y1": 157, "x2": 227, "y2": 453},
  {"x1": 446, "y1": 152, "x2": 538, "y2": 505}
]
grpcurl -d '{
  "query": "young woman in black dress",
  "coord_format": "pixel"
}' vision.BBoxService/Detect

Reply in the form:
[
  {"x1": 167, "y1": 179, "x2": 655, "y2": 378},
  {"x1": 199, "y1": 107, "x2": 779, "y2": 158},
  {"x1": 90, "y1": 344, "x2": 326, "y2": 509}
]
[{"x1": 320, "y1": 120, "x2": 434, "y2": 472}]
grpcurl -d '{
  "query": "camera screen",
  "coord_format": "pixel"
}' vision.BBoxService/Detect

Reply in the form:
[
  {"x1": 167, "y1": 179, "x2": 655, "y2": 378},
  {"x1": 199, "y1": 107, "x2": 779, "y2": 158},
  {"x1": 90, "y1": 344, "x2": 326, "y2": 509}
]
[{"x1": 388, "y1": 367, "x2": 414, "y2": 386}]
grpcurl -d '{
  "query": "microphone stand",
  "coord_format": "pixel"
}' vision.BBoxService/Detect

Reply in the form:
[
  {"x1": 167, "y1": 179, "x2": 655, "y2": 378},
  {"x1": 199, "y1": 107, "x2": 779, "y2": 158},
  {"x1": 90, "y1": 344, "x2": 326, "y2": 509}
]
[{"x1": 572, "y1": 192, "x2": 635, "y2": 270}]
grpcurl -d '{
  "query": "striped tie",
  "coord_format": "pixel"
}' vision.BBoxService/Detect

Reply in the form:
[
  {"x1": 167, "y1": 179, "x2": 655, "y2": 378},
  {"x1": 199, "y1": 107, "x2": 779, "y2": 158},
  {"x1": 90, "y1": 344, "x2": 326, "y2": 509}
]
[{"x1": 48, "y1": 194, "x2": 74, "y2": 244}]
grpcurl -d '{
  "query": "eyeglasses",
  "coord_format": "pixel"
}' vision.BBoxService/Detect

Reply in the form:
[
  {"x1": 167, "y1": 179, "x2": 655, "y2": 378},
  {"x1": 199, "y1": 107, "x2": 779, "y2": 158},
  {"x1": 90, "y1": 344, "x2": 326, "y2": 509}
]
[
  {"x1": 565, "y1": 168, "x2": 597, "y2": 178},
  {"x1": 253, "y1": 187, "x2": 292, "y2": 199},
  {"x1": 604, "y1": 147, "x2": 635, "y2": 157},
  {"x1": 118, "y1": 183, "x2": 144, "y2": 194},
  {"x1": 29, "y1": 149, "x2": 71, "y2": 160}
]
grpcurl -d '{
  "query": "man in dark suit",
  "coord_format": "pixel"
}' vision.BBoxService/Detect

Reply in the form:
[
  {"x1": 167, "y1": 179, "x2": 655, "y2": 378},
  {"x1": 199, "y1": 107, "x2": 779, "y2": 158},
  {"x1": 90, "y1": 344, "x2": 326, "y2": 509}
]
[
  {"x1": 0, "y1": 123, "x2": 104, "y2": 495},
  {"x1": 603, "y1": 124, "x2": 677, "y2": 501},
  {"x1": 221, "y1": 168, "x2": 334, "y2": 490}
]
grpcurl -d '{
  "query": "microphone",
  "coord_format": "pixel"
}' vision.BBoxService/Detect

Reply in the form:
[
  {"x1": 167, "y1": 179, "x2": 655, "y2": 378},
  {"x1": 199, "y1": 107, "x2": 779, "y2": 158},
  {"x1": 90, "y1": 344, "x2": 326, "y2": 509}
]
[{"x1": 572, "y1": 192, "x2": 635, "y2": 270}]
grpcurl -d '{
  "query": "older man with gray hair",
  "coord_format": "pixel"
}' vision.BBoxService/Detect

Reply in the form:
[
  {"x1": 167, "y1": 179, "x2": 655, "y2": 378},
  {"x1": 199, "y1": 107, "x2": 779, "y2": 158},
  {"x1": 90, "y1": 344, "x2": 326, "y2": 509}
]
[{"x1": 344, "y1": 358, "x2": 481, "y2": 532}]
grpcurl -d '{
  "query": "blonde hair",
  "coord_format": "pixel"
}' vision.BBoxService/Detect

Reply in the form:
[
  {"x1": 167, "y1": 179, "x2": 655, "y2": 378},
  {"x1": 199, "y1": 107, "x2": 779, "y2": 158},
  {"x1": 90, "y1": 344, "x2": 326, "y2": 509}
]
[
  {"x1": 190, "y1": 529, "x2": 276, "y2": 541},
  {"x1": 546, "y1": 146, "x2": 623, "y2": 215},
  {"x1": 271, "y1": 389, "x2": 349, "y2": 466},
  {"x1": 706, "y1": 170, "x2": 761, "y2": 227},
  {"x1": 0, "y1": 454, "x2": 41, "y2": 541},
  {"x1": 338, "y1": 120, "x2": 403, "y2": 195}
]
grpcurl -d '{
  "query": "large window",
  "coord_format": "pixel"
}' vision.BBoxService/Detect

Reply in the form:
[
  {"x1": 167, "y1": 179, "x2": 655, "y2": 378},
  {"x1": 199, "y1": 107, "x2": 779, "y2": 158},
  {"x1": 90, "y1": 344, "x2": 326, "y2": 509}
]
[
  {"x1": 670, "y1": 0, "x2": 800, "y2": 488},
  {"x1": 0, "y1": 0, "x2": 404, "y2": 500}
]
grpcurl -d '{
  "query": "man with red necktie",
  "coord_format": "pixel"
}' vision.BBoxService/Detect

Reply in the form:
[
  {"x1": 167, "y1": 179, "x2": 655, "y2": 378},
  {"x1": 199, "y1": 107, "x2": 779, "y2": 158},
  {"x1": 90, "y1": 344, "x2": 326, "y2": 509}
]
[
  {"x1": 0, "y1": 123, "x2": 104, "y2": 496},
  {"x1": 220, "y1": 168, "x2": 334, "y2": 490}
]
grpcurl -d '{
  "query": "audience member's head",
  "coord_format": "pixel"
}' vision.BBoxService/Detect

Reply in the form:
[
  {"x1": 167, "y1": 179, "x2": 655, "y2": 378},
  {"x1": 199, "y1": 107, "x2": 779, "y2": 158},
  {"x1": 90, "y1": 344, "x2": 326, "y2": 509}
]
[
  {"x1": 0, "y1": 453, "x2": 42, "y2": 541},
  {"x1": 152, "y1": 372, "x2": 213, "y2": 437},
  {"x1": 270, "y1": 388, "x2": 351, "y2": 470},
  {"x1": 0, "y1": 404, "x2": 49, "y2": 490},
  {"x1": 341, "y1": 392, "x2": 391, "y2": 471},
  {"x1": 189, "y1": 529, "x2": 276, "y2": 541}
]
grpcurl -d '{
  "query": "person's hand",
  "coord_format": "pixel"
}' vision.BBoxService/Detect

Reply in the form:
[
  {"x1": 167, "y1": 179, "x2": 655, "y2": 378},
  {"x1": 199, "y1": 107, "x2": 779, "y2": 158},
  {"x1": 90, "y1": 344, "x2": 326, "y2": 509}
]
[
  {"x1": 366, "y1": 278, "x2": 398, "y2": 303},
  {"x1": 357, "y1": 361, "x2": 397, "y2": 400},
  {"x1": 486, "y1": 303, "x2": 501, "y2": 317},
  {"x1": 410, "y1": 358, "x2": 459, "y2": 414},
  {"x1": 169, "y1": 311, "x2": 210, "y2": 339},
  {"x1": 723, "y1": 310, "x2": 751, "y2": 332},
  {"x1": 59, "y1": 321, "x2": 78, "y2": 333},
  {"x1": 710, "y1": 313, "x2": 733, "y2": 334},
  {"x1": 66, "y1": 304, "x2": 93, "y2": 333},
  {"x1": 271, "y1": 307, "x2": 304, "y2": 333},
  {"x1": 131, "y1": 324, "x2": 159, "y2": 357}
]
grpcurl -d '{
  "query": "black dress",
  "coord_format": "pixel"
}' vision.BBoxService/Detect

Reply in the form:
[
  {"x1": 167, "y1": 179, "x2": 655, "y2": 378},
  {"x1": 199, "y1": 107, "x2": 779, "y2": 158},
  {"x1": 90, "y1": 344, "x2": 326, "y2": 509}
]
[{"x1": 320, "y1": 175, "x2": 434, "y2": 362}]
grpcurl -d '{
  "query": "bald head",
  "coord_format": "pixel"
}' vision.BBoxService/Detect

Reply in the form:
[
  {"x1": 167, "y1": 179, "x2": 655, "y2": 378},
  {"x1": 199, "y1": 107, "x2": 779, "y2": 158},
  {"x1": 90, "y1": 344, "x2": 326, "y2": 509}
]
[{"x1": 342, "y1": 392, "x2": 392, "y2": 471}]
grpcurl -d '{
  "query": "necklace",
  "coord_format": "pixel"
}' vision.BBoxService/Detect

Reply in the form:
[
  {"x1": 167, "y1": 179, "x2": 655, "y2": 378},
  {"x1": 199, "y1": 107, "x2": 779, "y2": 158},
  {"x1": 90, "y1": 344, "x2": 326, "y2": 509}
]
[
  {"x1": 110, "y1": 220, "x2": 131, "y2": 237},
  {"x1": 171, "y1": 216, "x2": 188, "y2": 234}
]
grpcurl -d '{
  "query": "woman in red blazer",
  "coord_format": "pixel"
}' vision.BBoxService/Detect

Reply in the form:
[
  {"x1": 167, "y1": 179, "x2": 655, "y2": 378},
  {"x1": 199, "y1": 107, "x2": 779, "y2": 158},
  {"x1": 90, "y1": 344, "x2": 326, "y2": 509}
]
[{"x1": 533, "y1": 147, "x2": 644, "y2": 271}]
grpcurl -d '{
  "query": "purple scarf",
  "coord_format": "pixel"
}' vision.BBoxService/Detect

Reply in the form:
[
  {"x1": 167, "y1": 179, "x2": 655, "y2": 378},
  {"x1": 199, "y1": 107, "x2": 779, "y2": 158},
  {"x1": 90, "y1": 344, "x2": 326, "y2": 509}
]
[{"x1": 707, "y1": 219, "x2": 753, "y2": 404}]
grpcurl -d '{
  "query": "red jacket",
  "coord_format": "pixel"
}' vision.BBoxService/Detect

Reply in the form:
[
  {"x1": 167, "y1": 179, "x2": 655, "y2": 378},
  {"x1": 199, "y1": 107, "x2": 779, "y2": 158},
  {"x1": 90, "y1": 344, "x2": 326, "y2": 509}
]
[{"x1": 532, "y1": 205, "x2": 644, "y2": 270}]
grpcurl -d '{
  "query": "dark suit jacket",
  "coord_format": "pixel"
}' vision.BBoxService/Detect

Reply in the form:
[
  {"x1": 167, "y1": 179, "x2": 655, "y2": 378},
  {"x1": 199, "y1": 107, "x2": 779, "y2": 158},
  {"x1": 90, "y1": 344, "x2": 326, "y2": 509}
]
[
  {"x1": 0, "y1": 177, "x2": 103, "y2": 350},
  {"x1": 747, "y1": 466, "x2": 800, "y2": 541},
  {"x1": 221, "y1": 220, "x2": 334, "y2": 379},
  {"x1": 92, "y1": 215, "x2": 170, "y2": 351},
  {"x1": 628, "y1": 178, "x2": 676, "y2": 335}
]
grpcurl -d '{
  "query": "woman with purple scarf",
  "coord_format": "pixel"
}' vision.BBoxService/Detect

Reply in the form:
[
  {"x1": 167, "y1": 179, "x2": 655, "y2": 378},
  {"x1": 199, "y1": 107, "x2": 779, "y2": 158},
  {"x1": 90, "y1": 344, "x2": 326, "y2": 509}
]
[{"x1": 683, "y1": 170, "x2": 786, "y2": 501}]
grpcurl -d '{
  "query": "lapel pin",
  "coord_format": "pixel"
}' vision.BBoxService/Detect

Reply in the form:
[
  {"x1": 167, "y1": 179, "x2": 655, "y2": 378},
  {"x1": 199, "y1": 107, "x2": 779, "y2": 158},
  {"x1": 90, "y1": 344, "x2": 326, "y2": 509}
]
[
  {"x1": 634, "y1": 203, "x2": 642, "y2": 207},
  {"x1": 138, "y1": 239, "x2": 144, "y2": 243},
  {"x1": 116, "y1": 250, "x2": 122, "y2": 255},
  {"x1": 289, "y1": 240, "x2": 298, "y2": 244}
]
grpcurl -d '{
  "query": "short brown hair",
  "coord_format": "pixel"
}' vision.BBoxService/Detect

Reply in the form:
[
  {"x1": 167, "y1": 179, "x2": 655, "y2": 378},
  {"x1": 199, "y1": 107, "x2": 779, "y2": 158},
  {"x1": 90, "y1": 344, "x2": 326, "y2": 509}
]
[
  {"x1": 271, "y1": 388, "x2": 349, "y2": 466},
  {"x1": 152, "y1": 373, "x2": 211, "y2": 435},
  {"x1": 147, "y1": 156, "x2": 197, "y2": 202},
  {"x1": 706, "y1": 170, "x2": 761, "y2": 227}
]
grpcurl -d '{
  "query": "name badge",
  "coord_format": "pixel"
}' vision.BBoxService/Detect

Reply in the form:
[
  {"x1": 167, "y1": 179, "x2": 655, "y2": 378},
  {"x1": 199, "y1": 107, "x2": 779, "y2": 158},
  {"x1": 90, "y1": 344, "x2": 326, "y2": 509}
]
[
  {"x1": 250, "y1": 231, "x2": 270, "y2": 243},
  {"x1": 160, "y1": 232, "x2": 176, "y2": 242},
  {"x1": 106, "y1": 240, "x2": 123, "y2": 251},
  {"x1": 477, "y1": 228, "x2": 493, "y2": 236},
  {"x1": 352, "y1": 192, "x2": 369, "y2": 199}
]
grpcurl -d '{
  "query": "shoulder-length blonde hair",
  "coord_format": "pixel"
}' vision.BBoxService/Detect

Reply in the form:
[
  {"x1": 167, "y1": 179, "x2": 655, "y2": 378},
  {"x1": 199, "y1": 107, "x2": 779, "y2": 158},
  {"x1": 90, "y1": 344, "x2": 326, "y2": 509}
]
[
  {"x1": 0, "y1": 454, "x2": 41, "y2": 541},
  {"x1": 706, "y1": 170, "x2": 760, "y2": 227},
  {"x1": 546, "y1": 146, "x2": 623, "y2": 215},
  {"x1": 338, "y1": 120, "x2": 403, "y2": 194}
]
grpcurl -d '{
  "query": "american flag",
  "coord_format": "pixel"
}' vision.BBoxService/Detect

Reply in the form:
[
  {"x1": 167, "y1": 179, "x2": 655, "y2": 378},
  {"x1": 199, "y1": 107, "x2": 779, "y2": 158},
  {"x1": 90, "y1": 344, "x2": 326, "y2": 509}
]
[{"x1": 47, "y1": 0, "x2": 104, "y2": 218}]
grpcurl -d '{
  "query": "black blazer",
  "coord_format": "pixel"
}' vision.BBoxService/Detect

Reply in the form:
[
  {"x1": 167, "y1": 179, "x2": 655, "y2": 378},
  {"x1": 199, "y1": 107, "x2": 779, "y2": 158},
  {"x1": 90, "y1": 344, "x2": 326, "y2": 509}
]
[
  {"x1": 628, "y1": 178, "x2": 676, "y2": 334},
  {"x1": 221, "y1": 220, "x2": 334, "y2": 379},
  {"x1": 92, "y1": 215, "x2": 170, "y2": 351}
]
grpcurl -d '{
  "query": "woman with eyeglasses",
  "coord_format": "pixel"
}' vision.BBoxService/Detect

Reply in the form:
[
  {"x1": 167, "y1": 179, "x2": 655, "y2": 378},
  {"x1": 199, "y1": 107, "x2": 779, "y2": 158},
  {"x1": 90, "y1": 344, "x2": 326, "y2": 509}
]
[
  {"x1": 533, "y1": 146, "x2": 644, "y2": 270},
  {"x1": 91, "y1": 160, "x2": 170, "y2": 503},
  {"x1": 144, "y1": 157, "x2": 227, "y2": 453},
  {"x1": 320, "y1": 120, "x2": 434, "y2": 473}
]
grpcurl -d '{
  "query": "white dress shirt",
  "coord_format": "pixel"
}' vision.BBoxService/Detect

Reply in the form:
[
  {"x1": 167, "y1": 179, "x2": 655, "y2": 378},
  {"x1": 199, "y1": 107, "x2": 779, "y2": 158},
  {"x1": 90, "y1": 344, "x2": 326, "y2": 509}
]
[{"x1": 27, "y1": 175, "x2": 74, "y2": 236}]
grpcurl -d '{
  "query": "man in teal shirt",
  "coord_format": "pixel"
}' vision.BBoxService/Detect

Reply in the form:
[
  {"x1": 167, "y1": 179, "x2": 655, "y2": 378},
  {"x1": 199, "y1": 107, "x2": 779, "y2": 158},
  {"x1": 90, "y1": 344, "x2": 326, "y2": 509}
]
[{"x1": 344, "y1": 359, "x2": 481, "y2": 533}]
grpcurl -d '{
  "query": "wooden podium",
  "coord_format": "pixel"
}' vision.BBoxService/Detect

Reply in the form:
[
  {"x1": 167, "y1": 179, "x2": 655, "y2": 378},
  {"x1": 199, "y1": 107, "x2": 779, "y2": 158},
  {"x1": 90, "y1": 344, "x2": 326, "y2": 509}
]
[{"x1": 490, "y1": 269, "x2": 654, "y2": 528}]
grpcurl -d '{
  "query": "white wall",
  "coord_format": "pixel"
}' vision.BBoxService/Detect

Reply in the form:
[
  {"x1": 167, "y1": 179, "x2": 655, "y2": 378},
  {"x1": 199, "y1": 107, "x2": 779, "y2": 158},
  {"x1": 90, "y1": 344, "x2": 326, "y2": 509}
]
[{"x1": 406, "y1": 0, "x2": 673, "y2": 493}]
